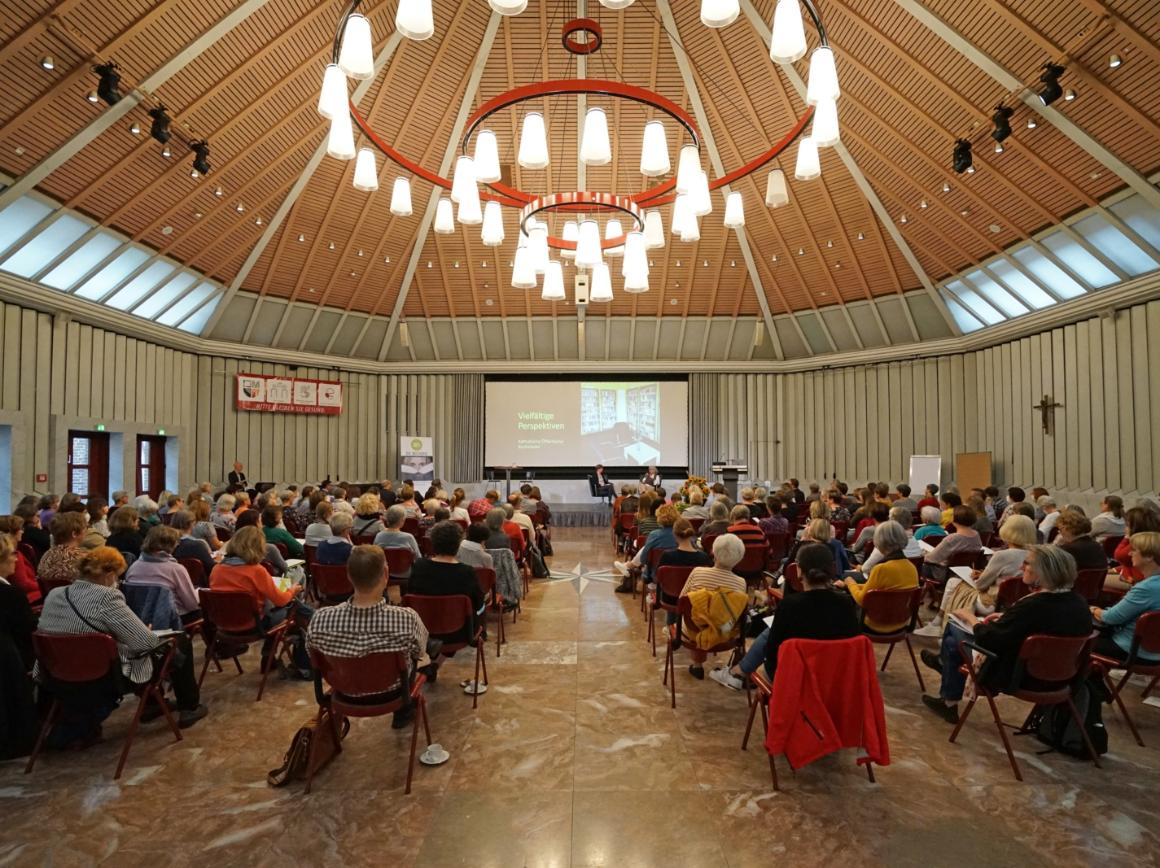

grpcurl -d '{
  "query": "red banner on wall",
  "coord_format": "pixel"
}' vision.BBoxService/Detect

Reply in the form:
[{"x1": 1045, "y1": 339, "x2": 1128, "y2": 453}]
[{"x1": 235, "y1": 373, "x2": 343, "y2": 415}]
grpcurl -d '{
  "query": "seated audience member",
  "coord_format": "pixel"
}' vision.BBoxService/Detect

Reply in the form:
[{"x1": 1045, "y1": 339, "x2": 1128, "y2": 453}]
[
  {"x1": 893, "y1": 484, "x2": 918, "y2": 513},
  {"x1": 133, "y1": 495, "x2": 161, "y2": 529},
  {"x1": 1038, "y1": 497, "x2": 1060, "y2": 540},
  {"x1": 938, "y1": 491, "x2": 962, "y2": 528},
  {"x1": 787, "y1": 479, "x2": 805, "y2": 504},
  {"x1": 13, "y1": 503, "x2": 51, "y2": 559},
  {"x1": 922, "y1": 505, "x2": 983, "y2": 581},
  {"x1": 983, "y1": 486, "x2": 1003, "y2": 522},
  {"x1": 1053, "y1": 510, "x2": 1108, "y2": 574},
  {"x1": 189, "y1": 498, "x2": 222, "y2": 551},
  {"x1": 843, "y1": 521, "x2": 919, "y2": 632},
  {"x1": 159, "y1": 494, "x2": 183, "y2": 520},
  {"x1": 851, "y1": 503, "x2": 890, "y2": 560},
  {"x1": 745, "y1": 488, "x2": 769, "y2": 519},
  {"x1": 807, "y1": 499, "x2": 832, "y2": 524},
  {"x1": 449, "y1": 488, "x2": 470, "y2": 523},
  {"x1": 38, "y1": 512, "x2": 90, "y2": 585},
  {"x1": 38, "y1": 546, "x2": 207, "y2": 745},
  {"x1": 212, "y1": 494, "x2": 237, "y2": 530},
  {"x1": 519, "y1": 484, "x2": 540, "y2": 516},
  {"x1": 619, "y1": 484, "x2": 641, "y2": 516},
  {"x1": 613, "y1": 504, "x2": 681, "y2": 592},
  {"x1": 1029, "y1": 487, "x2": 1050, "y2": 522},
  {"x1": 458, "y1": 522, "x2": 494, "y2": 570},
  {"x1": 826, "y1": 492, "x2": 851, "y2": 526},
  {"x1": 418, "y1": 499, "x2": 443, "y2": 533},
  {"x1": 710, "y1": 543, "x2": 860, "y2": 690},
  {"x1": 804, "y1": 483, "x2": 821, "y2": 505},
  {"x1": 698, "y1": 501, "x2": 730, "y2": 539},
  {"x1": 660, "y1": 518, "x2": 715, "y2": 570},
  {"x1": 123, "y1": 525, "x2": 201, "y2": 623},
  {"x1": 996, "y1": 487, "x2": 1026, "y2": 527},
  {"x1": 171, "y1": 510, "x2": 216, "y2": 579},
  {"x1": 234, "y1": 510, "x2": 290, "y2": 575},
  {"x1": 397, "y1": 486, "x2": 421, "y2": 518},
  {"x1": 914, "y1": 506, "x2": 948, "y2": 542},
  {"x1": 506, "y1": 496, "x2": 535, "y2": 537},
  {"x1": 674, "y1": 534, "x2": 749, "y2": 680},
  {"x1": 233, "y1": 491, "x2": 253, "y2": 516},
  {"x1": 407, "y1": 521, "x2": 486, "y2": 645},
  {"x1": 316, "y1": 512, "x2": 355, "y2": 565},
  {"x1": 373, "y1": 505, "x2": 422, "y2": 576},
  {"x1": 210, "y1": 526, "x2": 313, "y2": 676},
  {"x1": 760, "y1": 497, "x2": 790, "y2": 537},
  {"x1": 0, "y1": 516, "x2": 41, "y2": 604},
  {"x1": 1090, "y1": 532, "x2": 1160, "y2": 662},
  {"x1": 1091, "y1": 495, "x2": 1126, "y2": 542},
  {"x1": 917, "y1": 484, "x2": 940, "y2": 510},
  {"x1": 500, "y1": 505, "x2": 527, "y2": 558},
  {"x1": 482, "y1": 508, "x2": 511, "y2": 552},
  {"x1": 726, "y1": 505, "x2": 766, "y2": 546},
  {"x1": 783, "y1": 518, "x2": 849, "y2": 574},
  {"x1": 38, "y1": 494, "x2": 60, "y2": 530},
  {"x1": 378, "y1": 481, "x2": 397, "y2": 508},
  {"x1": 106, "y1": 506, "x2": 145, "y2": 561},
  {"x1": 261, "y1": 506, "x2": 303, "y2": 558},
  {"x1": 306, "y1": 546, "x2": 431, "y2": 728},
  {"x1": 635, "y1": 493, "x2": 660, "y2": 537},
  {"x1": 468, "y1": 490, "x2": 500, "y2": 523},
  {"x1": 0, "y1": 533, "x2": 38, "y2": 756},
  {"x1": 351, "y1": 493, "x2": 387, "y2": 539},
  {"x1": 305, "y1": 501, "x2": 335, "y2": 547},
  {"x1": 1107, "y1": 506, "x2": 1160, "y2": 592},
  {"x1": 86, "y1": 497, "x2": 110, "y2": 541},
  {"x1": 968, "y1": 495, "x2": 994, "y2": 536},
  {"x1": 856, "y1": 507, "x2": 923, "y2": 575},
  {"x1": 682, "y1": 489, "x2": 710, "y2": 519},
  {"x1": 921, "y1": 545, "x2": 1091, "y2": 724}
]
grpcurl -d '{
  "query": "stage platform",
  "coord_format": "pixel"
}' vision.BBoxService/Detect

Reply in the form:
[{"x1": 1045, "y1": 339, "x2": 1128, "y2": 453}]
[{"x1": 547, "y1": 502, "x2": 612, "y2": 528}]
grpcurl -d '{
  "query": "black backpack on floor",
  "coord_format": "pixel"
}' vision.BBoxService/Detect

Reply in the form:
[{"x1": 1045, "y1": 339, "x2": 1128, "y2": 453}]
[{"x1": 1034, "y1": 681, "x2": 1108, "y2": 758}]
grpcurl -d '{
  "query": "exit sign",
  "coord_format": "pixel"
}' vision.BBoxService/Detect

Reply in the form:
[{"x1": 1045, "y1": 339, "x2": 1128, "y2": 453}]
[{"x1": 95, "y1": 423, "x2": 106, "y2": 432}]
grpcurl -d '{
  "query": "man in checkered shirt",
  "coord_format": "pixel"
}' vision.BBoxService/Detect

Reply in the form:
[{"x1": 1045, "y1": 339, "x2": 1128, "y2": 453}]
[{"x1": 307, "y1": 545, "x2": 430, "y2": 729}]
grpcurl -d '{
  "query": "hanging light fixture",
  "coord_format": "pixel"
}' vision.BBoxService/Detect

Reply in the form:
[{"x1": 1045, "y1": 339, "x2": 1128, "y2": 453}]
[
  {"x1": 338, "y1": 14, "x2": 375, "y2": 77},
  {"x1": 353, "y1": 148, "x2": 379, "y2": 191},
  {"x1": 450, "y1": 155, "x2": 476, "y2": 203},
  {"x1": 390, "y1": 177, "x2": 412, "y2": 216},
  {"x1": 560, "y1": 220, "x2": 579, "y2": 258},
  {"x1": 644, "y1": 210, "x2": 665, "y2": 249},
  {"x1": 599, "y1": 0, "x2": 636, "y2": 8},
  {"x1": 457, "y1": 185, "x2": 483, "y2": 225},
  {"x1": 701, "y1": 0, "x2": 739, "y2": 28},
  {"x1": 794, "y1": 136, "x2": 820, "y2": 180},
  {"x1": 812, "y1": 98, "x2": 840, "y2": 147},
  {"x1": 490, "y1": 0, "x2": 528, "y2": 16},
  {"x1": 590, "y1": 262, "x2": 614, "y2": 301},
  {"x1": 605, "y1": 219, "x2": 625, "y2": 256},
  {"x1": 580, "y1": 107, "x2": 611, "y2": 165},
  {"x1": 518, "y1": 112, "x2": 549, "y2": 169},
  {"x1": 542, "y1": 260, "x2": 566, "y2": 300},
  {"x1": 765, "y1": 168, "x2": 788, "y2": 207},
  {"x1": 318, "y1": 64, "x2": 347, "y2": 118},
  {"x1": 671, "y1": 194, "x2": 694, "y2": 236},
  {"x1": 327, "y1": 109, "x2": 356, "y2": 160},
  {"x1": 474, "y1": 130, "x2": 501, "y2": 183},
  {"x1": 576, "y1": 219, "x2": 603, "y2": 268},
  {"x1": 529, "y1": 224, "x2": 550, "y2": 273},
  {"x1": 769, "y1": 0, "x2": 807, "y2": 63},
  {"x1": 434, "y1": 197, "x2": 454, "y2": 233},
  {"x1": 691, "y1": 170, "x2": 712, "y2": 216},
  {"x1": 395, "y1": 1, "x2": 434, "y2": 42},
  {"x1": 512, "y1": 234, "x2": 537, "y2": 288},
  {"x1": 806, "y1": 46, "x2": 840, "y2": 105},
  {"x1": 640, "y1": 121, "x2": 670, "y2": 176},
  {"x1": 723, "y1": 191, "x2": 744, "y2": 229},
  {"x1": 481, "y1": 201, "x2": 505, "y2": 246},
  {"x1": 93, "y1": 62, "x2": 122, "y2": 105},
  {"x1": 676, "y1": 144, "x2": 700, "y2": 193},
  {"x1": 622, "y1": 231, "x2": 649, "y2": 291}
]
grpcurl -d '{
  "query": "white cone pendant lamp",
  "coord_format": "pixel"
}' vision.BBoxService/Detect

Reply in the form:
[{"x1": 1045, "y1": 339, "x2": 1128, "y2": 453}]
[
  {"x1": 338, "y1": 14, "x2": 374, "y2": 78},
  {"x1": 395, "y1": 0, "x2": 434, "y2": 41},
  {"x1": 644, "y1": 210, "x2": 665, "y2": 249},
  {"x1": 691, "y1": 169, "x2": 712, "y2": 216},
  {"x1": 765, "y1": 168, "x2": 788, "y2": 207},
  {"x1": 795, "y1": 136, "x2": 820, "y2": 180},
  {"x1": 450, "y1": 155, "x2": 475, "y2": 204},
  {"x1": 723, "y1": 191, "x2": 745, "y2": 229},
  {"x1": 604, "y1": 219, "x2": 625, "y2": 256},
  {"x1": 769, "y1": 0, "x2": 807, "y2": 64},
  {"x1": 434, "y1": 197, "x2": 454, "y2": 234},
  {"x1": 327, "y1": 109, "x2": 355, "y2": 160},
  {"x1": 457, "y1": 184, "x2": 482, "y2": 225},
  {"x1": 622, "y1": 231, "x2": 649, "y2": 292},
  {"x1": 490, "y1": 0, "x2": 528, "y2": 16},
  {"x1": 580, "y1": 107, "x2": 611, "y2": 165},
  {"x1": 590, "y1": 262, "x2": 613, "y2": 301},
  {"x1": 561, "y1": 220, "x2": 579, "y2": 258},
  {"x1": 576, "y1": 219, "x2": 603, "y2": 268},
  {"x1": 390, "y1": 177, "x2": 413, "y2": 216},
  {"x1": 640, "y1": 121, "x2": 670, "y2": 176},
  {"x1": 317, "y1": 64, "x2": 346, "y2": 119},
  {"x1": 352, "y1": 148, "x2": 378, "y2": 191},
  {"x1": 701, "y1": 0, "x2": 739, "y2": 28},
  {"x1": 481, "y1": 201, "x2": 505, "y2": 246},
  {"x1": 806, "y1": 46, "x2": 840, "y2": 105},
  {"x1": 812, "y1": 97, "x2": 839, "y2": 147},
  {"x1": 519, "y1": 112, "x2": 549, "y2": 169},
  {"x1": 512, "y1": 236, "x2": 536, "y2": 289},
  {"x1": 473, "y1": 130, "x2": 501, "y2": 183},
  {"x1": 541, "y1": 260, "x2": 565, "y2": 300},
  {"x1": 676, "y1": 145, "x2": 700, "y2": 194},
  {"x1": 529, "y1": 224, "x2": 550, "y2": 274}
]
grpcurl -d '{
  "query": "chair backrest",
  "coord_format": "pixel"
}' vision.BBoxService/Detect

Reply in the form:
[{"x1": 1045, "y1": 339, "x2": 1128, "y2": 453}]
[
  {"x1": 1073, "y1": 568, "x2": 1105, "y2": 604},
  {"x1": 19, "y1": 542, "x2": 40, "y2": 569},
  {"x1": 310, "y1": 648, "x2": 407, "y2": 698},
  {"x1": 454, "y1": 519, "x2": 469, "y2": 532},
  {"x1": 122, "y1": 582, "x2": 182, "y2": 632},
  {"x1": 1102, "y1": 535, "x2": 1124, "y2": 558},
  {"x1": 947, "y1": 550, "x2": 980, "y2": 568},
  {"x1": 733, "y1": 544, "x2": 769, "y2": 575},
  {"x1": 859, "y1": 586, "x2": 921, "y2": 632},
  {"x1": 1015, "y1": 632, "x2": 1095, "y2": 687},
  {"x1": 198, "y1": 588, "x2": 261, "y2": 632},
  {"x1": 1132, "y1": 611, "x2": 1160, "y2": 658},
  {"x1": 353, "y1": 534, "x2": 377, "y2": 546},
  {"x1": 38, "y1": 575, "x2": 73, "y2": 597},
  {"x1": 304, "y1": 544, "x2": 317, "y2": 565},
  {"x1": 312, "y1": 563, "x2": 354, "y2": 600},
  {"x1": 906, "y1": 555, "x2": 925, "y2": 574},
  {"x1": 830, "y1": 520, "x2": 849, "y2": 542},
  {"x1": 618, "y1": 513, "x2": 637, "y2": 532},
  {"x1": 401, "y1": 518, "x2": 422, "y2": 538},
  {"x1": 384, "y1": 547, "x2": 415, "y2": 577},
  {"x1": 215, "y1": 526, "x2": 232, "y2": 542},
  {"x1": 475, "y1": 566, "x2": 497, "y2": 599},
  {"x1": 32, "y1": 631, "x2": 118, "y2": 682},
  {"x1": 178, "y1": 557, "x2": 208, "y2": 588},
  {"x1": 700, "y1": 533, "x2": 719, "y2": 554},
  {"x1": 688, "y1": 518, "x2": 705, "y2": 532},
  {"x1": 404, "y1": 593, "x2": 472, "y2": 636},
  {"x1": 646, "y1": 545, "x2": 670, "y2": 573},
  {"x1": 273, "y1": 541, "x2": 289, "y2": 558},
  {"x1": 588, "y1": 475, "x2": 598, "y2": 496},
  {"x1": 654, "y1": 565, "x2": 692, "y2": 600}
]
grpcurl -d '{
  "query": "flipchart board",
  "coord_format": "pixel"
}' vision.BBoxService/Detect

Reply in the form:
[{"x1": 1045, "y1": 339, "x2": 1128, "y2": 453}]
[
  {"x1": 907, "y1": 455, "x2": 942, "y2": 494},
  {"x1": 955, "y1": 452, "x2": 992, "y2": 494}
]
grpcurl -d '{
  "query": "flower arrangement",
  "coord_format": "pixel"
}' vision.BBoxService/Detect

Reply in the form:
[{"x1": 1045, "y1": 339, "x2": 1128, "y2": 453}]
[{"x1": 680, "y1": 475, "x2": 709, "y2": 501}]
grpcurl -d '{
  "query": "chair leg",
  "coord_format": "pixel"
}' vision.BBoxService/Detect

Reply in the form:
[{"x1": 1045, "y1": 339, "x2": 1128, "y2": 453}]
[
  {"x1": 256, "y1": 630, "x2": 285, "y2": 702},
  {"x1": 948, "y1": 697, "x2": 977, "y2": 744},
  {"x1": 1142, "y1": 674, "x2": 1158, "y2": 699},
  {"x1": 1065, "y1": 695, "x2": 1103, "y2": 768},
  {"x1": 420, "y1": 697, "x2": 432, "y2": 746},
  {"x1": 24, "y1": 700, "x2": 59, "y2": 774},
  {"x1": 741, "y1": 692, "x2": 759, "y2": 750},
  {"x1": 768, "y1": 752, "x2": 779, "y2": 791},
  {"x1": 405, "y1": 702, "x2": 421, "y2": 795},
  {"x1": 1105, "y1": 672, "x2": 1145, "y2": 747},
  {"x1": 903, "y1": 637, "x2": 925, "y2": 692},
  {"x1": 114, "y1": 692, "x2": 150, "y2": 780},
  {"x1": 865, "y1": 762, "x2": 876, "y2": 784},
  {"x1": 155, "y1": 686, "x2": 183, "y2": 742},
  {"x1": 880, "y1": 641, "x2": 896, "y2": 672},
  {"x1": 197, "y1": 644, "x2": 216, "y2": 688},
  {"x1": 648, "y1": 607, "x2": 656, "y2": 657},
  {"x1": 983, "y1": 694, "x2": 1023, "y2": 782}
]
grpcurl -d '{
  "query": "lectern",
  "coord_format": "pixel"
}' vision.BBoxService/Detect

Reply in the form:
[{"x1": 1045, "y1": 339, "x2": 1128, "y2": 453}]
[{"x1": 710, "y1": 462, "x2": 747, "y2": 501}]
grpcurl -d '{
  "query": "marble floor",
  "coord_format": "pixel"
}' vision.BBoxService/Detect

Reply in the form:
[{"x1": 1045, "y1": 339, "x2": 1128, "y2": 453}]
[{"x1": 3, "y1": 527, "x2": 1159, "y2": 867}]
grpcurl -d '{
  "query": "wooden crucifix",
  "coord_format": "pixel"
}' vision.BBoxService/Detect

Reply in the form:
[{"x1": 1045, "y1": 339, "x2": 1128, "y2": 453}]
[{"x1": 1032, "y1": 393, "x2": 1063, "y2": 435}]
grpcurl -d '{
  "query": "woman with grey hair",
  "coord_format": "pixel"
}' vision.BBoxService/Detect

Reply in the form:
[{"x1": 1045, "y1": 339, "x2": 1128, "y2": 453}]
[
  {"x1": 212, "y1": 494, "x2": 237, "y2": 530},
  {"x1": 132, "y1": 494, "x2": 161, "y2": 528},
  {"x1": 842, "y1": 521, "x2": 919, "y2": 633},
  {"x1": 673, "y1": 534, "x2": 749, "y2": 679},
  {"x1": 855, "y1": 507, "x2": 922, "y2": 577},
  {"x1": 920, "y1": 544, "x2": 1091, "y2": 724},
  {"x1": 483, "y1": 507, "x2": 511, "y2": 551},
  {"x1": 914, "y1": 505, "x2": 946, "y2": 542}
]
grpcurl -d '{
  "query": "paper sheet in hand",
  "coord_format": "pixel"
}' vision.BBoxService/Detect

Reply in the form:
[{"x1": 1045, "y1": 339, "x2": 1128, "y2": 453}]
[
  {"x1": 950, "y1": 566, "x2": 975, "y2": 583},
  {"x1": 918, "y1": 539, "x2": 935, "y2": 553},
  {"x1": 763, "y1": 615, "x2": 774, "y2": 628},
  {"x1": 947, "y1": 612, "x2": 976, "y2": 633}
]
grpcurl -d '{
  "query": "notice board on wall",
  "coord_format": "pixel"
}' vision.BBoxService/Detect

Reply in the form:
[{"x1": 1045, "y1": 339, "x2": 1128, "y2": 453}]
[
  {"x1": 235, "y1": 373, "x2": 342, "y2": 415},
  {"x1": 955, "y1": 452, "x2": 992, "y2": 495}
]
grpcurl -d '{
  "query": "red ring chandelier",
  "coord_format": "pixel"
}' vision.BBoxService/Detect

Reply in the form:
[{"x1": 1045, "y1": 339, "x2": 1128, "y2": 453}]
[{"x1": 317, "y1": 0, "x2": 841, "y2": 300}]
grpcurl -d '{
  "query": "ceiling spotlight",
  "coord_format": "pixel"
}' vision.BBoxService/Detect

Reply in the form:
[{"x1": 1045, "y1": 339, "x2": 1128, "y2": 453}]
[
  {"x1": 942, "y1": 182, "x2": 951, "y2": 193},
  {"x1": 899, "y1": 214, "x2": 908, "y2": 224},
  {"x1": 1037, "y1": 63, "x2": 1065, "y2": 106},
  {"x1": 129, "y1": 121, "x2": 141, "y2": 135},
  {"x1": 255, "y1": 216, "x2": 263, "y2": 226},
  {"x1": 148, "y1": 106, "x2": 172, "y2": 143},
  {"x1": 235, "y1": 201, "x2": 244, "y2": 212},
  {"x1": 214, "y1": 185, "x2": 223, "y2": 197},
  {"x1": 856, "y1": 232, "x2": 864, "y2": 241},
  {"x1": 190, "y1": 140, "x2": 210, "y2": 175},
  {"x1": 995, "y1": 142, "x2": 1004, "y2": 153},
  {"x1": 329, "y1": 241, "x2": 336, "y2": 251},
  {"x1": 161, "y1": 144, "x2": 171, "y2": 158},
  {"x1": 40, "y1": 55, "x2": 54, "y2": 70},
  {"x1": 298, "y1": 234, "x2": 305, "y2": 242},
  {"x1": 1027, "y1": 117, "x2": 1037, "y2": 129},
  {"x1": 1064, "y1": 88, "x2": 1076, "y2": 101},
  {"x1": 952, "y1": 138, "x2": 972, "y2": 174},
  {"x1": 86, "y1": 91, "x2": 99, "y2": 103},
  {"x1": 93, "y1": 62, "x2": 122, "y2": 105},
  {"x1": 919, "y1": 199, "x2": 928, "y2": 209},
  {"x1": 990, "y1": 104, "x2": 1014, "y2": 143},
  {"x1": 1108, "y1": 53, "x2": 1121, "y2": 68},
  {"x1": 826, "y1": 239, "x2": 833, "y2": 248}
]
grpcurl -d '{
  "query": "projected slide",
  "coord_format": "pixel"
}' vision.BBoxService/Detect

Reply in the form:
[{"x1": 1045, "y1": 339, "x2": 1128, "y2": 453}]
[{"x1": 485, "y1": 380, "x2": 688, "y2": 468}]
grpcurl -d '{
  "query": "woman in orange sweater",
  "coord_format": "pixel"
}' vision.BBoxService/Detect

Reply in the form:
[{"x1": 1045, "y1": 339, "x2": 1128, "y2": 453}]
[
  {"x1": 210, "y1": 526, "x2": 314, "y2": 676},
  {"x1": 843, "y1": 521, "x2": 919, "y2": 633}
]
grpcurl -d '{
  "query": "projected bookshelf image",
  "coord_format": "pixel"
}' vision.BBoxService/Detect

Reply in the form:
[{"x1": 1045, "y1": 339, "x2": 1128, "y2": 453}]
[{"x1": 580, "y1": 382, "x2": 660, "y2": 466}]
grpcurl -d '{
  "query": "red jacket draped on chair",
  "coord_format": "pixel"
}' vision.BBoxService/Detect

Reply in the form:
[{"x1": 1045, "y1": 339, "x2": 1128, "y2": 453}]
[{"x1": 764, "y1": 636, "x2": 890, "y2": 770}]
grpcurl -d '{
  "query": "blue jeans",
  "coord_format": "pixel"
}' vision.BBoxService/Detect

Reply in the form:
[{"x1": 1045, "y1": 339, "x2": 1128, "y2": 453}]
[
  {"x1": 940, "y1": 622, "x2": 971, "y2": 701},
  {"x1": 262, "y1": 601, "x2": 316, "y2": 671},
  {"x1": 738, "y1": 627, "x2": 772, "y2": 678}
]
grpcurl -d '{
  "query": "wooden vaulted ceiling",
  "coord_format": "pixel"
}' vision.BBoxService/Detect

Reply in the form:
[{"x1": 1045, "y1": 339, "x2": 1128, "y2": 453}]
[{"x1": 0, "y1": 0, "x2": 1157, "y2": 329}]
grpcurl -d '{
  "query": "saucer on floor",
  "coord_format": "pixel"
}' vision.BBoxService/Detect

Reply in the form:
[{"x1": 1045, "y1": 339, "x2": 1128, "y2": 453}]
[
  {"x1": 461, "y1": 680, "x2": 488, "y2": 696},
  {"x1": 419, "y1": 744, "x2": 450, "y2": 765}
]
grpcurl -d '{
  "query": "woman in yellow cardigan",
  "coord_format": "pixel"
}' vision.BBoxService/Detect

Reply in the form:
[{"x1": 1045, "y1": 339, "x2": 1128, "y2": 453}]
[{"x1": 842, "y1": 521, "x2": 919, "y2": 632}]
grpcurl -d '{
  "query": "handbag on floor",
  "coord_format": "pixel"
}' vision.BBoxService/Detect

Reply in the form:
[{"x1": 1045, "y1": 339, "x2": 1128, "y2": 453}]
[{"x1": 267, "y1": 708, "x2": 350, "y2": 787}]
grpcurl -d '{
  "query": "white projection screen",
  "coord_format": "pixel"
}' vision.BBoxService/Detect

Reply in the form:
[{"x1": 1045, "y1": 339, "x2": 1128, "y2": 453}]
[{"x1": 485, "y1": 380, "x2": 688, "y2": 468}]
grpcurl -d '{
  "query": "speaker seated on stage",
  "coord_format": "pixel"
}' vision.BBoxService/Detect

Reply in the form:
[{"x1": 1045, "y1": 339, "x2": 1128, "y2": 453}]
[
  {"x1": 593, "y1": 465, "x2": 615, "y2": 500},
  {"x1": 640, "y1": 465, "x2": 662, "y2": 490}
]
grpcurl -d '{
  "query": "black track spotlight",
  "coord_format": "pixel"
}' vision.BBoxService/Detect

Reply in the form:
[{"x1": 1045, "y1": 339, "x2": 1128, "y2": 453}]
[
  {"x1": 952, "y1": 138, "x2": 973, "y2": 174},
  {"x1": 93, "y1": 61, "x2": 121, "y2": 105},
  {"x1": 148, "y1": 106, "x2": 171, "y2": 143},
  {"x1": 991, "y1": 105, "x2": 1014, "y2": 143},
  {"x1": 1038, "y1": 63, "x2": 1065, "y2": 106},
  {"x1": 190, "y1": 141, "x2": 211, "y2": 176}
]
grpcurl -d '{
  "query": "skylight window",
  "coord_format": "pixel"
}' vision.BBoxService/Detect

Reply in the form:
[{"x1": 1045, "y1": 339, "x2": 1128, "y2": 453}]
[
  {"x1": 941, "y1": 293, "x2": 983, "y2": 333},
  {"x1": 945, "y1": 280, "x2": 1003, "y2": 325},
  {"x1": 1109, "y1": 195, "x2": 1160, "y2": 251},
  {"x1": 1010, "y1": 245, "x2": 1087, "y2": 299},
  {"x1": 985, "y1": 258, "x2": 1055, "y2": 310},
  {"x1": 132, "y1": 271, "x2": 198, "y2": 319},
  {"x1": 1039, "y1": 231, "x2": 1118, "y2": 288},
  {"x1": 158, "y1": 282, "x2": 215, "y2": 326},
  {"x1": 964, "y1": 270, "x2": 1028, "y2": 318},
  {"x1": 0, "y1": 214, "x2": 88, "y2": 277},
  {"x1": 1071, "y1": 213, "x2": 1158, "y2": 276},
  {"x1": 73, "y1": 247, "x2": 150, "y2": 300},
  {"x1": 0, "y1": 197, "x2": 53, "y2": 256},
  {"x1": 106, "y1": 261, "x2": 177, "y2": 310},
  {"x1": 41, "y1": 234, "x2": 122, "y2": 290},
  {"x1": 177, "y1": 293, "x2": 221, "y2": 334}
]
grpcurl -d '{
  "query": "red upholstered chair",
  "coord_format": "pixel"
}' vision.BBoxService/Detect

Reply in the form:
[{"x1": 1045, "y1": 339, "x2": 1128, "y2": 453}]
[
  {"x1": 732, "y1": 543, "x2": 769, "y2": 588},
  {"x1": 859, "y1": 586, "x2": 926, "y2": 691},
  {"x1": 304, "y1": 544, "x2": 318, "y2": 567},
  {"x1": 995, "y1": 575, "x2": 1031, "y2": 611},
  {"x1": 1073, "y1": 568, "x2": 1106, "y2": 605},
  {"x1": 830, "y1": 521, "x2": 849, "y2": 544},
  {"x1": 312, "y1": 563, "x2": 354, "y2": 606},
  {"x1": 352, "y1": 534, "x2": 377, "y2": 546},
  {"x1": 688, "y1": 518, "x2": 705, "y2": 533},
  {"x1": 25, "y1": 631, "x2": 181, "y2": 780},
  {"x1": 1092, "y1": 611, "x2": 1160, "y2": 747},
  {"x1": 404, "y1": 594, "x2": 488, "y2": 709},
  {"x1": 647, "y1": 565, "x2": 693, "y2": 656},
  {"x1": 616, "y1": 514, "x2": 637, "y2": 554},
  {"x1": 1102, "y1": 535, "x2": 1124, "y2": 560},
  {"x1": 401, "y1": 518, "x2": 422, "y2": 539},
  {"x1": 37, "y1": 576, "x2": 73, "y2": 598},
  {"x1": 215, "y1": 526, "x2": 232, "y2": 543},
  {"x1": 663, "y1": 595, "x2": 746, "y2": 709},
  {"x1": 384, "y1": 548, "x2": 415, "y2": 591},
  {"x1": 18, "y1": 542, "x2": 40, "y2": 570},
  {"x1": 196, "y1": 588, "x2": 291, "y2": 701},
  {"x1": 178, "y1": 557, "x2": 208, "y2": 588},
  {"x1": 767, "y1": 562, "x2": 802, "y2": 609},
  {"x1": 475, "y1": 566, "x2": 508, "y2": 657},
  {"x1": 949, "y1": 631, "x2": 1100, "y2": 781},
  {"x1": 273, "y1": 542, "x2": 289, "y2": 559},
  {"x1": 308, "y1": 649, "x2": 431, "y2": 794},
  {"x1": 765, "y1": 531, "x2": 791, "y2": 564},
  {"x1": 454, "y1": 519, "x2": 469, "y2": 532},
  {"x1": 700, "y1": 534, "x2": 719, "y2": 555}
]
